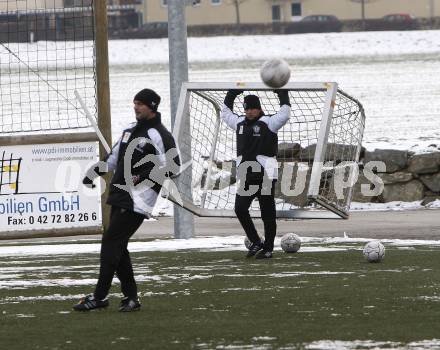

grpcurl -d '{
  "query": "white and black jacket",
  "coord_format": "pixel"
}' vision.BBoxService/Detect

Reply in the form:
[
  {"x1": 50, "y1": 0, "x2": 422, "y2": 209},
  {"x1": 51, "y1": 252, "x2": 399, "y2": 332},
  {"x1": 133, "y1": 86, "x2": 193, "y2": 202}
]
[
  {"x1": 220, "y1": 93, "x2": 291, "y2": 181},
  {"x1": 103, "y1": 113, "x2": 180, "y2": 217}
]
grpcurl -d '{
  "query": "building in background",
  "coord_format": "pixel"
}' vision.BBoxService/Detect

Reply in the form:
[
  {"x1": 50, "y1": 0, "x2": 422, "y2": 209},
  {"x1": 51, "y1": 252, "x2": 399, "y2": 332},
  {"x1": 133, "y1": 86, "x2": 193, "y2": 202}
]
[
  {"x1": 1, "y1": 0, "x2": 438, "y2": 42},
  {"x1": 138, "y1": 0, "x2": 439, "y2": 25}
]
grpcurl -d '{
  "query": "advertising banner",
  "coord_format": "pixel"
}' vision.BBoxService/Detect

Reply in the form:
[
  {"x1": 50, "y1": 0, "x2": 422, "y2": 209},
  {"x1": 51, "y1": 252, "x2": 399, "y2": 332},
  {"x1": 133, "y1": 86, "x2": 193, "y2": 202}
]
[{"x1": 0, "y1": 142, "x2": 102, "y2": 232}]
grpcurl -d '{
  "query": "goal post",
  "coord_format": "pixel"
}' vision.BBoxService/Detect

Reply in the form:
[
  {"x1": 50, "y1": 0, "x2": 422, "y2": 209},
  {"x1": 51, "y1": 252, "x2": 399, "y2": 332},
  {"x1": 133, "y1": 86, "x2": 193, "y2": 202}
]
[
  {"x1": 169, "y1": 82, "x2": 366, "y2": 220},
  {"x1": 0, "y1": 0, "x2": 111, "y2": 239}
]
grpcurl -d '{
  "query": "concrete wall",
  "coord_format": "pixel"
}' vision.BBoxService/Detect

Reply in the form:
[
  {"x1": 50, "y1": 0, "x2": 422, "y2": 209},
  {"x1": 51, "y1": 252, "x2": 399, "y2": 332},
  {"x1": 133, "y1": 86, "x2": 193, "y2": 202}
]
[
  {"x1": 140, "y1": 0, "x2": 440, "y2": 25},
  {"x1": 352, "y1": 150, "x2": 440, "y2": 205},
  {"x1": 140, "y1": 0, "x2": 273, "y2": 25}
]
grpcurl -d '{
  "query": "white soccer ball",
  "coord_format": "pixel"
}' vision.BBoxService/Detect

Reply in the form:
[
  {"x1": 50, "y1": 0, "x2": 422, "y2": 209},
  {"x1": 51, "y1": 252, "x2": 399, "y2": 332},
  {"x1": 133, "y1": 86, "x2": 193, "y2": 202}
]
[
  {"x1": 363, "y1": 241, "x2": 385, "y2": 263},
  {"x1": 260, "y1": 58, "x2": 291, "y2": 88},
  {"x1": 281, "y1": 233, "x2": 301, "y2": 253}
]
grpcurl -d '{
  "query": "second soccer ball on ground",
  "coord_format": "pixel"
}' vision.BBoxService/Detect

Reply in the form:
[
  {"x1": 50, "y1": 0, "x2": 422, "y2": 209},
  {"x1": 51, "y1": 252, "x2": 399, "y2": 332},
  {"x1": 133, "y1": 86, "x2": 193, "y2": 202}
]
[
  {"x1": 363, "y1": 241, "x2": 385, "y2": 263},
  {"x1": 280, "y1": 233, "x2": 301, "y2": 253}
]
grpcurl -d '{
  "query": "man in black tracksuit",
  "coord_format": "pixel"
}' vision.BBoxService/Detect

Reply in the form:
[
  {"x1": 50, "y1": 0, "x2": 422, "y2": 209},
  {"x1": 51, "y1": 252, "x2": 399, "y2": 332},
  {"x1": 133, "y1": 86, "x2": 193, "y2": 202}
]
[
  {"x1": 73, "y1": 89, "x2": 180, "y2": 312},
  {"x1": 221, "y1": 89, "x2": 290, "y2": 259}
]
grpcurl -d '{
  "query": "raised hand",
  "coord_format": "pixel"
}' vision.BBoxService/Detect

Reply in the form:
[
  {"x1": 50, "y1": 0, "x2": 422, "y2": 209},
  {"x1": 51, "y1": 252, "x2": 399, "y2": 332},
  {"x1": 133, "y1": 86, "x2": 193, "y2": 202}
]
[
  {"x1": 274, "y1": 89, "x2": 291, "y2": 107},
  {"x1": 224, "y1": 89, "x2": 244, "y2": 110}
]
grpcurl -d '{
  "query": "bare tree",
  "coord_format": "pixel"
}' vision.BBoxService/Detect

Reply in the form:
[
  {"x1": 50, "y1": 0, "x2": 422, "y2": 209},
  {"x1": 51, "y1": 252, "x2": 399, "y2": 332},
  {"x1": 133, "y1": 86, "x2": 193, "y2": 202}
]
[{"x1": 227, "y1": 0, "x2": 248, "y2": 25}]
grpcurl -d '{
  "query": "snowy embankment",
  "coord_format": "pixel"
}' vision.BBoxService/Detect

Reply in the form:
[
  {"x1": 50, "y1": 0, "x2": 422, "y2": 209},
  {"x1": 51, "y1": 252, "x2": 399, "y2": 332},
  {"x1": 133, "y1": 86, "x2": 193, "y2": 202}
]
[
  {"x1": 108, "y1": 30, "x2": 440, "y2": 66},
  {"x1": 1, "y1": 235, "x2": 440, "y2": 257},
  {"x1": 7, "y1": 30, "x2": 440, "y2": 67}
]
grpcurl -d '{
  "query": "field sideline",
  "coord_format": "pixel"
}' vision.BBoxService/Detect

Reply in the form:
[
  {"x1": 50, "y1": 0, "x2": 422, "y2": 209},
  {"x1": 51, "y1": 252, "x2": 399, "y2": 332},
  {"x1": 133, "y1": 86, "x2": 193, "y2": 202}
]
[
  {"x1": 132, "y1": 209, "x2": 440, "y2": 240},
  {"x1": 1, "y1": 208, "x2": 438, "y2": 242},
  {"x1": 1, "y1": 236, "x2": 440, "y2": 349},
  {"x1": 1, "y1": 209, "x2": 440, "y2": 349}
]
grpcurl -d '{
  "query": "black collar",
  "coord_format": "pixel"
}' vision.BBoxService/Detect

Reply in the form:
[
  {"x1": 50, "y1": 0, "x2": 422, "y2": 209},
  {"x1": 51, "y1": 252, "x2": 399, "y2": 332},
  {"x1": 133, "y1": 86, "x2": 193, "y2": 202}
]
[{"x1": 137, "y1": 112, "x2": 161, "y2": 127}]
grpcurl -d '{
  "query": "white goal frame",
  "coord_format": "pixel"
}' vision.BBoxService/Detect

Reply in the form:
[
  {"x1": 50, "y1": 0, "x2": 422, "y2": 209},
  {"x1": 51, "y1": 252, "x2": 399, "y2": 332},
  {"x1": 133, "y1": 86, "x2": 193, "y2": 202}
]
[{"x1": 170, "y1": 82, "x2": 365, "y2": 220}]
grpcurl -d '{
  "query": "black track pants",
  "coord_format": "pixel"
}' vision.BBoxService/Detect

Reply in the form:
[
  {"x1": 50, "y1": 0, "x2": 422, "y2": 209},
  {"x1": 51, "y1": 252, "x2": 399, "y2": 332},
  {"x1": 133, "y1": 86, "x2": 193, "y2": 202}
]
[
  {"x1": 94, "y1": 207, "x2": 144, "y2": 300},
  {"x1": 234, "y1": 180, "x2": 277, "y2": 251}
]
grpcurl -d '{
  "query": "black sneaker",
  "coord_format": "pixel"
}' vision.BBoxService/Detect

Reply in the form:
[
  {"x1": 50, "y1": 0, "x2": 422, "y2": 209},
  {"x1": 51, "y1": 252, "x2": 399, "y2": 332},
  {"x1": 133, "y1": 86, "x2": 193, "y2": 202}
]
[
  {"x1": 119, "y1": 297, "x2": 141, "y2": 312},
  {"x1": 255, "y1": 250, "x2": 273, "y2": 259},
  {"x1": 73, "y1": 294, "x2": 109, "y2": 311},
  {"x1": 246, "y1": 242, "x2": 264, "y2": 258}
]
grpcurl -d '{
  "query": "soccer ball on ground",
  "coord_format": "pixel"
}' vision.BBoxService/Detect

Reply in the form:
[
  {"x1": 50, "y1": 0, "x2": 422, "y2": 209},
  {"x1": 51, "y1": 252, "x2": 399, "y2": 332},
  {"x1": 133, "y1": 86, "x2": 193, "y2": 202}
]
[
  {"x1": 244, "y1": 236, "x2": 264, "y2": 250},
  {"x1": 363, "y1": 241, "x2": 385, "y2": 263},
  {"x1": 260, "y1": 58, "x2": 291, "y2": 88},
  {"x1": 280, "y1": 233, "x2": 301, "y2": 253}
]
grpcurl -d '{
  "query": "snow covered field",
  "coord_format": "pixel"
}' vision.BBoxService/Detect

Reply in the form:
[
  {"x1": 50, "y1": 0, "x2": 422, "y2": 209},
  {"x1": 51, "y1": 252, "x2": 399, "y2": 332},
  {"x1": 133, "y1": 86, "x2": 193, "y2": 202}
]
[
  {"x1": 3, "y1": 30, "x2": 438, "y2": 150},
  {"x1": 2, "y1": 235, "x2": 440, "y2": 349},
  {"x1": 107, "y1": 30, "x2": 440, "y2": 153},
  {"x1": 2, "y1": 32, "x2": 440, "y2": 350}
]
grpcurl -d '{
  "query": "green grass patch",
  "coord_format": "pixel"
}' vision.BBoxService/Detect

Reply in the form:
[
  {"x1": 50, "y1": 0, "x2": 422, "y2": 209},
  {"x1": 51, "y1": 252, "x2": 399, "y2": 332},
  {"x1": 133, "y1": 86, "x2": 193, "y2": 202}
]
[{"x1": 1, "y1": 244, "x2": 440, "y2": 349}]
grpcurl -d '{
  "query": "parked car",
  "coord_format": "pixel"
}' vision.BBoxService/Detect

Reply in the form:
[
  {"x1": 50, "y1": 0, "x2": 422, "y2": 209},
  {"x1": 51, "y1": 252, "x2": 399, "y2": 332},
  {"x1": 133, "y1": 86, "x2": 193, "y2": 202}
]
[
  {"x1": 381, "y1": 14, "x2": 419, "y2": 30},
  {"x1": 295, "y1": 15, "x2": 342, "y2": 33},
  {"x1": 141, "y1": 22, "x2": 168, "y2": 31},
  {"x1": 301, "y1": 15, "x2": 341, "y2": 23}
]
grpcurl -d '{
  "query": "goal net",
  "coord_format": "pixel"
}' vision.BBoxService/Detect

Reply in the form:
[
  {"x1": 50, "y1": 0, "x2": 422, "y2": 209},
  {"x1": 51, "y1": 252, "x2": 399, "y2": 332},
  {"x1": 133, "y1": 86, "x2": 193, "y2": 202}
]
[
  {"x1": 0, "y1": 1, "x2": 96, "y2": 134},
  {"x1": 171, "y1": 82, "x2": 365, "y2": 219}
]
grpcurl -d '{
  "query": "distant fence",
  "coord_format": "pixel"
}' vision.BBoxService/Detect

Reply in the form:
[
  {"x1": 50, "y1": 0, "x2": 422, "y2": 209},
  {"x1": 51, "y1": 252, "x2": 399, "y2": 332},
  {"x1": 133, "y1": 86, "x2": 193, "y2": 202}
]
[
  {"x1": 2, "y1": 14, "x2": 440, "y2": 43},
  {"x1": 0, "y1": 7, "x2": 139, "y2": 43},
  {"x1": 0, "y1": 10, "x2": 94, "y2": 42},
  {"x1": 111, "y1": 17, "x2": 440, "y2": 40}
]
